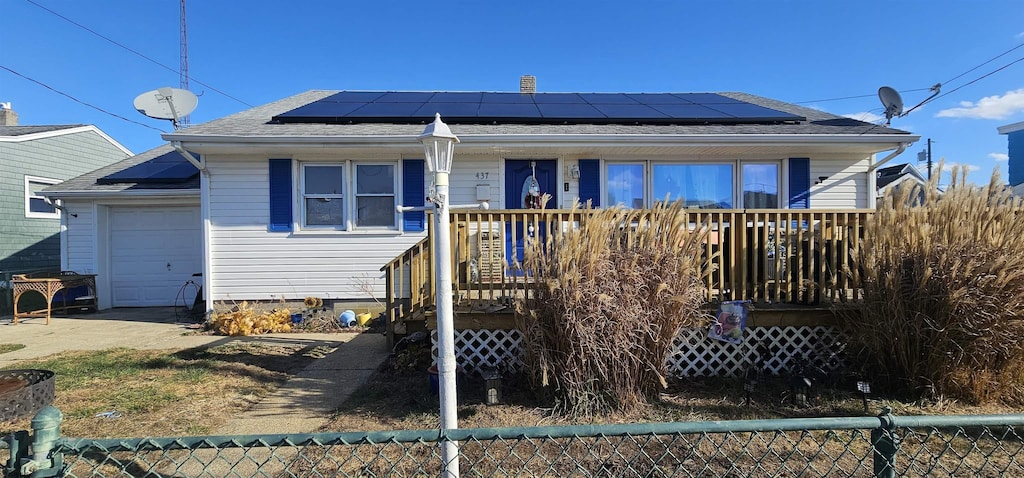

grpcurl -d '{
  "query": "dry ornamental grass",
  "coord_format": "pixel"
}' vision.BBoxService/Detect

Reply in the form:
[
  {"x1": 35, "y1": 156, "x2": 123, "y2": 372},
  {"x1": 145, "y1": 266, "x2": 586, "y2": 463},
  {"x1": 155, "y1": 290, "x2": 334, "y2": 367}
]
[
  {"x1": 845, "y1": 164, "x2": 1024, "y2": 404},
  {"x1": 515, "y1": 201, "x2": 710, "y2": 417}
]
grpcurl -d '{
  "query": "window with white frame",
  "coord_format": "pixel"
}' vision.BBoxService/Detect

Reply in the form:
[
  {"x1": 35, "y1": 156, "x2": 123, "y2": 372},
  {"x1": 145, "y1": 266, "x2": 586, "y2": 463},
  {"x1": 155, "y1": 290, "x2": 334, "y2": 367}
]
[
  {"x1": 604, "y1": 161, "x2": 780, "y2": 209},
  {"x1": 25, "y1": 176, "x2": 61, "y2": 219},
  {"x1": 741, "y1": 163, "x2": 780, "y2": 208},
  {"x1": 300, "y1": 162, "x2": 397, "y2": 230}
]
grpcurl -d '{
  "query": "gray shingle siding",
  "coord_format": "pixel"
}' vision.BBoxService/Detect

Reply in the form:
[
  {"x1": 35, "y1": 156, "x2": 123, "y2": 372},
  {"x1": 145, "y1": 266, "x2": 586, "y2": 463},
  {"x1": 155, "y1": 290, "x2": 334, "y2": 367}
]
[{"x1": 0, "y1": 128, "x2": 131, "y2": 272}]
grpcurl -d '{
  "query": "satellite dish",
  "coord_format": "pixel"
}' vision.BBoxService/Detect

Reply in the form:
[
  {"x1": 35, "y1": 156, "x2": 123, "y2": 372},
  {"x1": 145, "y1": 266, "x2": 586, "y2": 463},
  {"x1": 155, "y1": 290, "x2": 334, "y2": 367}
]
[
  {"x1": 134, "y1": 87, "x2": 198, "y2": 128},
  {"x1": 878, "y1": 86, "x2": 904, "y2": 125}
]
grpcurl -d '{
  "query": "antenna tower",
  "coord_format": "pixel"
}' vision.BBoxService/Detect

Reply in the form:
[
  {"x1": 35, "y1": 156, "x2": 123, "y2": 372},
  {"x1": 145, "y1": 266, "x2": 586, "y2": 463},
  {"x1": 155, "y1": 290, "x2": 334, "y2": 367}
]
[{"x1": 179, "y1": 0, "x2": 190, "y2": 127}]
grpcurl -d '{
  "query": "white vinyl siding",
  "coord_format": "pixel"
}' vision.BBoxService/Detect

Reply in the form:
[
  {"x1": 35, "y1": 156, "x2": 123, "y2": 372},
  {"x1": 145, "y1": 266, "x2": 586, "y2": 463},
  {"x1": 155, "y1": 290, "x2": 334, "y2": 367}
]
[
  {"x1": 808, "y1": 156, "x2": 872, "y2": 208},
  {"x1": 65, "y1": 202, "x2": 96, "y2": 274},
  {"x1": 206, "y1": 157, "x2": 423, "y2": 302}
]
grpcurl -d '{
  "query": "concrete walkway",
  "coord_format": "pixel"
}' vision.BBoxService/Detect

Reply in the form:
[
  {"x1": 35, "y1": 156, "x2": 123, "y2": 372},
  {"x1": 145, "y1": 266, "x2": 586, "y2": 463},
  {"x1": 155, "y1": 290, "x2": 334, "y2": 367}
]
[
  {"x1": 1, "y1": 307, "x2": 392, "y2": 435},
  {"x1": 216, "y1": 332, "x2": 388, "y2": 435}
]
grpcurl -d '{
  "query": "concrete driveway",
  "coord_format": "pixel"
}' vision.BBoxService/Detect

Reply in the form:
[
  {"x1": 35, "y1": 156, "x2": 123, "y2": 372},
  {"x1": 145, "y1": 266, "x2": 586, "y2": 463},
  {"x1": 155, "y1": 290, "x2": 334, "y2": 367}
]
[
  {"x1": 1, "y1": 306, "x2": 391, "y2": 434},
  {"x1": 2, "y1": 307, "x2": 267, "y2": 365}
]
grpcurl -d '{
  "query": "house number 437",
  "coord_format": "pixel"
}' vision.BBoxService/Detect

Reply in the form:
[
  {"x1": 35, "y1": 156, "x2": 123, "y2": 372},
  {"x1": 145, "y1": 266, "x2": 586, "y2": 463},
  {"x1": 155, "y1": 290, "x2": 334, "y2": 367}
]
[{"x1": 475, "y1": 172, "x2": 490, "y2": 179}]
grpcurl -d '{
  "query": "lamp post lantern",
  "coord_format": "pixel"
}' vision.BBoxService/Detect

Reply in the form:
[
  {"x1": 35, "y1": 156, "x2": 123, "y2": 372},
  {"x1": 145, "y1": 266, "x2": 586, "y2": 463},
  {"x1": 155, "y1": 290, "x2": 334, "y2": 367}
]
[{"x1": 419, "y1": 113, "x2": 460, "y2": 477}]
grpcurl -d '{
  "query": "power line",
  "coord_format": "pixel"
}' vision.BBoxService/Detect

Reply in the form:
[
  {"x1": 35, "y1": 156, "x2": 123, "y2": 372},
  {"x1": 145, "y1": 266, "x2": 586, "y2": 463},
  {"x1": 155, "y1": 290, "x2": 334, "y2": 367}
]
[
  {"x1": 0, "y1": 64, "x2": 166, "y2": 133},
  {"x1": 797, "y1": 42, "x2": 1024, "y2": 106},
  {"x1": 932, "y1": 55, "x2": 1024, "y2": 103},
  {"x1": 795, "y1": 88, "x2": 932, "y2": 105},
  {"x1": 941, "y1": 42, "x2": 1024, "y2": 86},
  {"x1": 24, "y1": 0, "x2": 254, "y2": 108}
]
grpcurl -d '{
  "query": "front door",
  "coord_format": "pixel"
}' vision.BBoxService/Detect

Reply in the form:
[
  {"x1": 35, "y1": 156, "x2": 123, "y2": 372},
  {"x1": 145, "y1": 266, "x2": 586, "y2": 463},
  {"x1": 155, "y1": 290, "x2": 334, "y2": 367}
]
[{"x1": 505, "y1": 160, "x2": 558, "y2": 273}]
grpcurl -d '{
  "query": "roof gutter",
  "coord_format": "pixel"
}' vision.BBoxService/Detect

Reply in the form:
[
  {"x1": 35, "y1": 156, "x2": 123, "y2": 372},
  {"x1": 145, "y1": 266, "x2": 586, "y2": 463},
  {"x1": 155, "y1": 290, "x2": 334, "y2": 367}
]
[
  {"x1": 164, "y1": 133, "x2": 919, "y2": 146},
  {"x1": 172, "y1": 141, "x2": 205, "y2": 171},
  {"x1": 868, "y1": 142, "x2": 912, "y2": 172},
  {"x1": 40, "y1": 189, "x2": 199, "y2": 199}
]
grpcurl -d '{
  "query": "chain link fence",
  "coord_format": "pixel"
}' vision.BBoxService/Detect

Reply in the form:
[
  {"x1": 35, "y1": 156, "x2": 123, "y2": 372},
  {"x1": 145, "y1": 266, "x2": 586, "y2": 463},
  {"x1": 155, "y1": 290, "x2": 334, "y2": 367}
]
[{"x1": 4, "y1": 407, "x2": 1023, "y2": 477}]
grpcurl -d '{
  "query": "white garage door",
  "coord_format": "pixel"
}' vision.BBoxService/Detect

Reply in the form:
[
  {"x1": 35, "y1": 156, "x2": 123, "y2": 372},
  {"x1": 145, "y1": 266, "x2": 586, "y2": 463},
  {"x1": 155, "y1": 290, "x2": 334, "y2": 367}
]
[{"x1": 110, "y1": 206, "x2": 202, "y2": 307}]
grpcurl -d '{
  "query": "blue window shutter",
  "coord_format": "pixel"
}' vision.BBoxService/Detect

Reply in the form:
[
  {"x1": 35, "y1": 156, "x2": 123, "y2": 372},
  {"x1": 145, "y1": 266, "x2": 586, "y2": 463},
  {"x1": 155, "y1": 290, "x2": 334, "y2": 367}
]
[
  {"x1": 268, "y1": 159, "x2": 293, "y2": 232},
  {"x1": 578, "y1": 159, "x2": 601, "y2": 207},
  {"x1": 403, "y1": 159, "x2": 425, "y2": 232},
  {"x1": 788, "y1": 157, "x2": 810, "y2": 209}
]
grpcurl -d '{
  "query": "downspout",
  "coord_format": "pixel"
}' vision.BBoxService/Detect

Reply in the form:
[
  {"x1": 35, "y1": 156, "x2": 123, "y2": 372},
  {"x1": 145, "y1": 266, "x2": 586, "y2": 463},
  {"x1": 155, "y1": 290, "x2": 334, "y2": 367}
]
[
  {"x1": 59, "y1": 205, "x2": 69, "y2": 271},
  {"x1": 867, "y1": 142, "x2": 911, "y2": 209},
  {"x1": 172, "y1": 141, "x2": 213, "y2": 314},
  {"x1": 868, "y1": 142, "x2": 910, "y2": 173},
  {"x1": 172, "y1": 141, "x2": 205, "y2": 171}
]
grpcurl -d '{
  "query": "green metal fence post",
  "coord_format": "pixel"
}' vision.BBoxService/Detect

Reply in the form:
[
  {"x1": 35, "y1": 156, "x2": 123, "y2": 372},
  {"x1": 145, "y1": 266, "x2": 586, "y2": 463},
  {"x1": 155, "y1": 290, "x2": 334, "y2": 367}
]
[
  {"x1": 17, "y1": 406, "x2": 65, "y2": 477},
  {"x1": 3, "y1": 430, "x2": 31, "y2": 477},
  {"x1": 872, "y1": 406, "x2": 898, "y2": 478}
]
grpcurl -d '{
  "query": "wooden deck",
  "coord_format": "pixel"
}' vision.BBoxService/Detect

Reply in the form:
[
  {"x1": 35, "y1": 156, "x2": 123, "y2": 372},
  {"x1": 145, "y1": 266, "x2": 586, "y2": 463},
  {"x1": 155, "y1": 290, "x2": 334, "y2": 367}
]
[{"x1": 382, "y1": 208, "x2": 869, "y2": 344}]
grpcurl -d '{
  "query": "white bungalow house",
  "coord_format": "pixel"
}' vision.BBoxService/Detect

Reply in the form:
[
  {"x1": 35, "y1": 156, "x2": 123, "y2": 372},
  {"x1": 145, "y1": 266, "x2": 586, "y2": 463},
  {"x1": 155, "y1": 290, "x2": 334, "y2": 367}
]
[{"x1": 44, "y1": 82, "x2": 918, "y2": 315}]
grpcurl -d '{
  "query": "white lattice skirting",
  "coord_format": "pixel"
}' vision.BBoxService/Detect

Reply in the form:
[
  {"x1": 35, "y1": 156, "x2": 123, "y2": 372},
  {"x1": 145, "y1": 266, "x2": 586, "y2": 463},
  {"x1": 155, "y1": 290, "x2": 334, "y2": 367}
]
[{"x1": 432, "y1": 326, "x2": 845, "y2": 378}]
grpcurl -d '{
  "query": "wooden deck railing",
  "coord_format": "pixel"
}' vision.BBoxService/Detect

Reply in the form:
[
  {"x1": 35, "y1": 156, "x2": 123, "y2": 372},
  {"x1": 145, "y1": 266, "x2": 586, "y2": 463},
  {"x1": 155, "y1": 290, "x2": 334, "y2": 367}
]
[{"x1": 382, "y1": 208, "x2": 873, "y2": 339}]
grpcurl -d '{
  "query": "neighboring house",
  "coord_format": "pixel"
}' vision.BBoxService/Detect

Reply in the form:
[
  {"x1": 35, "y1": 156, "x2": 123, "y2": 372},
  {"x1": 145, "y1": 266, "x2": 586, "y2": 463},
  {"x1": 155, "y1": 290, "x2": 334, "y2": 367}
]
[
  {"x1": 0, "y1": 105, "x2": 132, "y2": 274},
  {"x1": 999, "y1": 120, "x2": 1024, "y2": 187},
  {"x1": 875, "y1": 162, "x2": 927, "y2": 201},
  {"x1": 45, "y1": 82, "x2": 918, "y2": 311}
]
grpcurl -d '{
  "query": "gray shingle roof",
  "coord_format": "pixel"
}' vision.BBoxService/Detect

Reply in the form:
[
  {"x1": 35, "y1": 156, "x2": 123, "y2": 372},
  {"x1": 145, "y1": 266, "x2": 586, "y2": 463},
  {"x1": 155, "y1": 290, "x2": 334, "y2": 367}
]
[
  {"x1": 43, "y1": 144, "x2": 198, "y2": 194},
  {"x1": 166, "y1": 90, "x2": 913, "y2": 139},
  {"x1": 0, "y1": 125, "x2": 87, "y2": 136}
]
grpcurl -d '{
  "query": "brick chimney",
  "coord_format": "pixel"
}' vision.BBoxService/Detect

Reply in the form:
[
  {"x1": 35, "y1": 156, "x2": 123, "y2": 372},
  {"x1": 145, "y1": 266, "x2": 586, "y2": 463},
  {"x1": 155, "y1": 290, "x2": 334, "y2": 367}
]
[
  {"x1": 520, "y1": 75, "x2": 536, "y2": 94},
  {"x1": 0, "y1": 103, "x2": 17, "y2": 126}
]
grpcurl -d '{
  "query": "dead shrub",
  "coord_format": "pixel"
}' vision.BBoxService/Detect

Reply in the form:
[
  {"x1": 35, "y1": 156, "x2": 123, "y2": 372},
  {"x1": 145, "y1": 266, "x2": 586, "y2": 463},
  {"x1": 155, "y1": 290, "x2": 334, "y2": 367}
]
[
  {"x1": 515, "y1": 201, "x2": 709, "y2": 417},
  {"x1": 209, "y1": 301, "x2": 292, "y2": 336},
  {"x1": 844, "y1": 165, "x2": 1024, "y2": 403}
]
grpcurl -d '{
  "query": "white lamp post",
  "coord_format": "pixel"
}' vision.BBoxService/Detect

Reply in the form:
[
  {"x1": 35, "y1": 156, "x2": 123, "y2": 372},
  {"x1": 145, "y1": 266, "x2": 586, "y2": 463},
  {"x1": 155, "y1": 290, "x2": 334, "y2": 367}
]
[{"x1": 419, "y1": 113, "x2": 460, "y2": 478}]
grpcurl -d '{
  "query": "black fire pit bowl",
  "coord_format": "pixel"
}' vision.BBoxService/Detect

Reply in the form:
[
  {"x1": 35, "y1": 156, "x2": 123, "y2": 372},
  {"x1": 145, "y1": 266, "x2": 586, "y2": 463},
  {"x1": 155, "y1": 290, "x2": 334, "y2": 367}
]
[{"x1": 0, "y1": 369, "x2": 55, "y2": 422}]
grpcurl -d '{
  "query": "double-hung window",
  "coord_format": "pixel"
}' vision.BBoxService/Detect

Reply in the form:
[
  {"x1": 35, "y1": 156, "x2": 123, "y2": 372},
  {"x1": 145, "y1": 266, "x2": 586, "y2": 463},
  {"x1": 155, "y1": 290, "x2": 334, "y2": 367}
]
[
  {"x1": 300, "y1": 162, "x2": 397, "y2": 230},
  {"x1": 25, "y1": 176, "x2": 61, "y2": 219},
  {"x1": 354, "y1": 164, "x2": 396, "y2": 227}
]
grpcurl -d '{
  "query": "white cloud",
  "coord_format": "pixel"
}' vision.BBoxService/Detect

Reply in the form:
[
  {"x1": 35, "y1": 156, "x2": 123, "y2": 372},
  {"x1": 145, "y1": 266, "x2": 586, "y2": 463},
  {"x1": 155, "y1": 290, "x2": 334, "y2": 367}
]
[
  {"x1": 935, "y1": 88, "x2": 1024, "y2": 120},
  {"x1": 842, "y1": 111, "x2": 885, "y2": 123},
  {"x1": 989, "y1": 152, "x2": 1009, "y2": 161}
]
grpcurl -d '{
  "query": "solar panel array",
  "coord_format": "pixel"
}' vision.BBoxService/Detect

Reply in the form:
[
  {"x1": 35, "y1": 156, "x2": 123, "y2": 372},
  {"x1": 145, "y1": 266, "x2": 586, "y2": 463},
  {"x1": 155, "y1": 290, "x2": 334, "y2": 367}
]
[
  {"x1": 98, "y1": 149, "x2": 198, "y2": 184},
  {"x1": 272, "y1": 92, "x2": 805, "y2": 125}
]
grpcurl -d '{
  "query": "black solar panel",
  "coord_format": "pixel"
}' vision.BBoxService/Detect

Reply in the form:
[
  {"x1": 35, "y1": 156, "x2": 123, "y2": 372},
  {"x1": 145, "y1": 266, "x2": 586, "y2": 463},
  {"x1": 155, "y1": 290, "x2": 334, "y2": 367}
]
[
  {"x1": 579, "y1": 93, "x2": 640, "y2": 104},
  {"x1": 591, "y1": 103, "x2": 667, "y2": 119},
  {"x1": 532, "y1": 93, "x2": 588, "y2": 104},
  {"x1": 272, "y1": 91, "x2": 805, "y2": 125},
  {"x1": 98, "y1": 149, "x2": 198, "y2": 184},
  {"x1": 477, "y1": 102, "x2": 541, "y2": 117},
  {"x1": 413, "y1": 102, "x2": 481, "y2": 117},
  {"x1": 536, "y1": 103, "x2": 603, "y2": 118},
  {"x1": 481, "y1": 92, "x2": 537, "y2": 104}
]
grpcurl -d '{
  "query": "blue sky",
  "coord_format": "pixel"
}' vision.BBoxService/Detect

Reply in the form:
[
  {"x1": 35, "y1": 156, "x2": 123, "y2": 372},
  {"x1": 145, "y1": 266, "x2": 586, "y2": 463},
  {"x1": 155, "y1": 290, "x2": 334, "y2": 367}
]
[{"x1": 4, "y1": 0, "x2": 1023, "y2": 185}]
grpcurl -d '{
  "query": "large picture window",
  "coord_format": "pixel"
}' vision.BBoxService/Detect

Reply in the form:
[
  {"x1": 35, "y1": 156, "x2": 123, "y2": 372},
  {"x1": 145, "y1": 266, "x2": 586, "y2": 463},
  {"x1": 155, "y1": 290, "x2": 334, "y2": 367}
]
[
  {"x1": 653, "y1": 164, "x2": 734, "y2": 208},
  {"x1": 603, "y1": 161, "x2": 780, "y2": 209},
  {"x1": 300, "y1": 162, "x2": 397, "y2": 230},
  {"x1": 25, "y1": 176, "x2": 61, "y2": 219}
]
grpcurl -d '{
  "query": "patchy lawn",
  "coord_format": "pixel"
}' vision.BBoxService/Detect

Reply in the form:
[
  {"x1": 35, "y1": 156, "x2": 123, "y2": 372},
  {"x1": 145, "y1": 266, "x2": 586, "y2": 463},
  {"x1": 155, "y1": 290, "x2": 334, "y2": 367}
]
[
  {"x1": 1, "y1": 342, "x2": 333, "y2": 437},
  {"x1": 0, "y1": 343, "x2": 26, "y2": 354},
  {"x1": 323, "y1": 344, "x2": 1024, "y2": 433}
]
